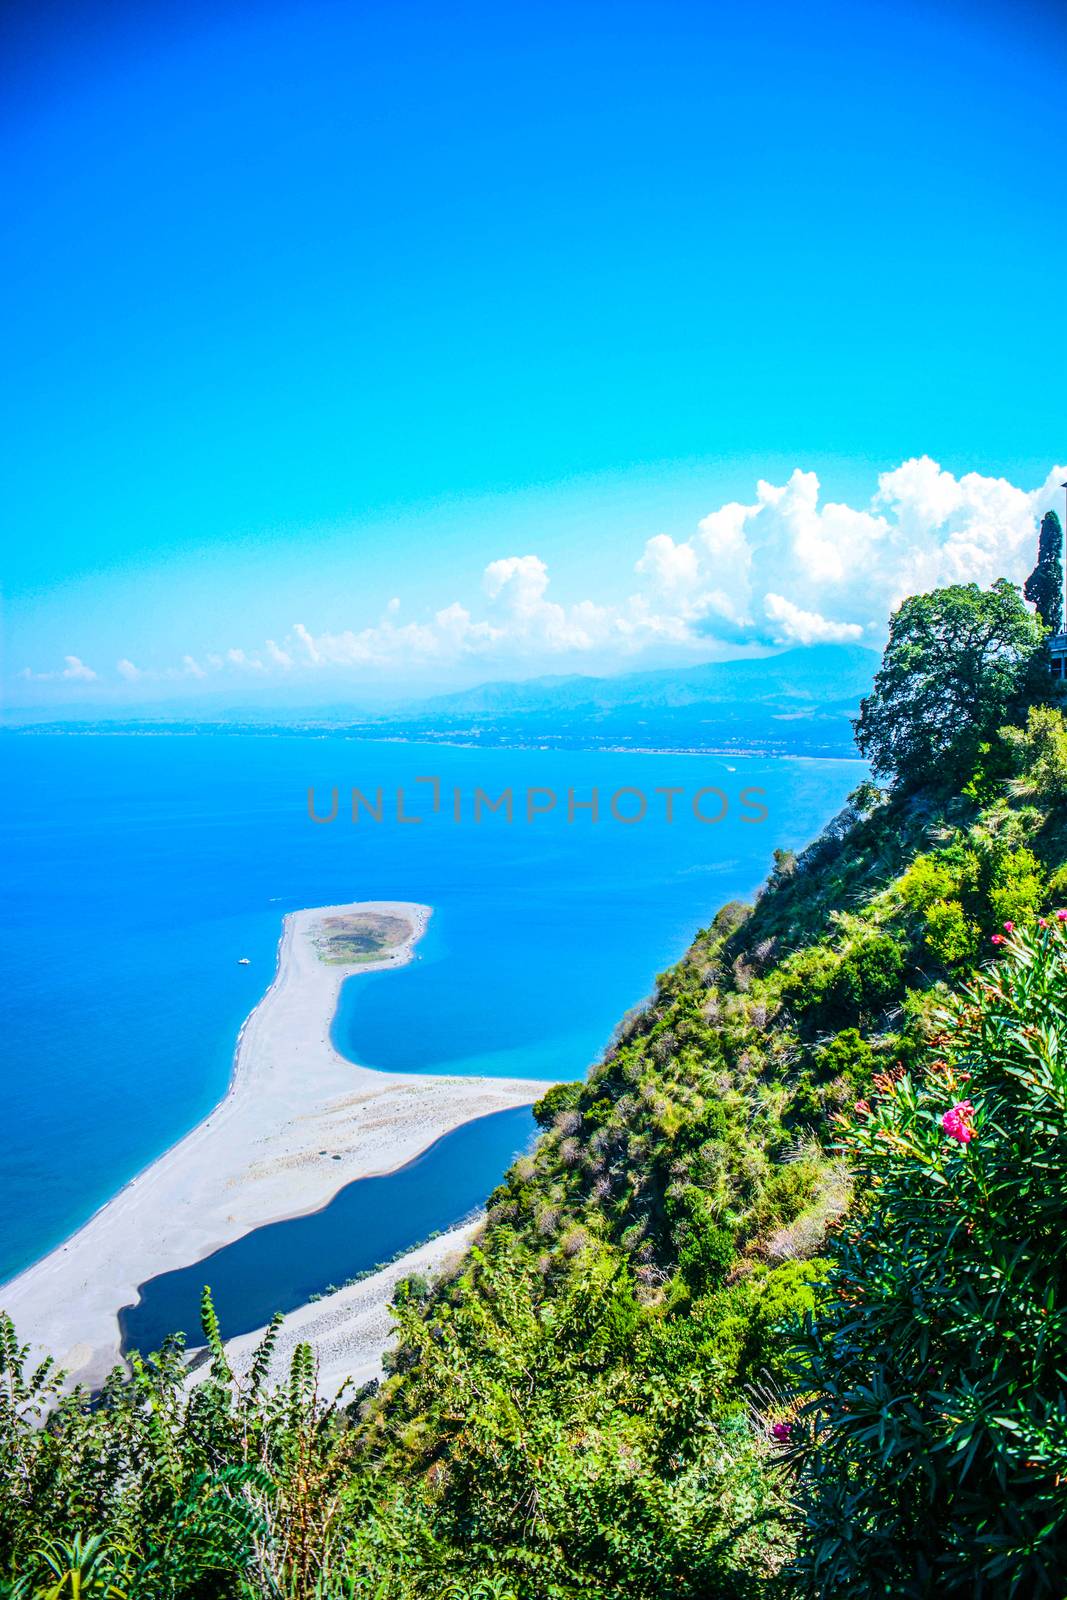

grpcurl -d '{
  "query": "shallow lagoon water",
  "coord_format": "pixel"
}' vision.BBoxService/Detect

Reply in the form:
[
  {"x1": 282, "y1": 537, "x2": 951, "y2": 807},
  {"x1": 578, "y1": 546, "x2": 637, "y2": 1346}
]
[{"x1": 120, "y1": 1105, "x2": 536, "y2": 1351}]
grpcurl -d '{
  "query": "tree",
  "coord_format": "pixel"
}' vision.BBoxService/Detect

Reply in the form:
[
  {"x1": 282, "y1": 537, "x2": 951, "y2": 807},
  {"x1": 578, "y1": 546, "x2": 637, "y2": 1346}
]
[
  {"x1": 853, "y1": 580, "x2": 1043, "y2": 790},
  {"x1": 1023, "y1": 508, "x2": 1064, "y2": 633}
]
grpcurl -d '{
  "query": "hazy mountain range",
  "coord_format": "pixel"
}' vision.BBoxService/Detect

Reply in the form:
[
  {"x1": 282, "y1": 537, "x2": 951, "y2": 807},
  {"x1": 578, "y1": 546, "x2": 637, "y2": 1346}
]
[
  {"x1": 6, "y1": 644, "x2": 879, "y2": 756},
  {"x1": 364, "y1": 644, "x2": 877, "y2": 755}
]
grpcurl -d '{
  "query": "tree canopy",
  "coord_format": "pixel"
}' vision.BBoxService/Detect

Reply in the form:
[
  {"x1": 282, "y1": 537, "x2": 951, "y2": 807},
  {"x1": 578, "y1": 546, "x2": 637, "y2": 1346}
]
[
  {"x1": 853, "y1": 579, "x2": 1043, "y2": 790},
  {"x1": 1023, "y1": 508, "x2": 1064, "y2": 634}
]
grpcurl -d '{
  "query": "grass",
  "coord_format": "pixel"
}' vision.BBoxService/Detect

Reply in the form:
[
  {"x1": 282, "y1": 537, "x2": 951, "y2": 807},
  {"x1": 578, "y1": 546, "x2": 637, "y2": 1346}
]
[{"x1": 311, "y1": 912, "x2": 414, "y2": 964}]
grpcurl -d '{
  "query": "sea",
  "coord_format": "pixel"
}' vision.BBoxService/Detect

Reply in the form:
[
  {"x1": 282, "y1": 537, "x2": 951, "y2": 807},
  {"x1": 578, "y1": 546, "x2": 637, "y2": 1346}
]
[{"x1": 0, "y1": 732, "x2": 861, "y2": 1337}]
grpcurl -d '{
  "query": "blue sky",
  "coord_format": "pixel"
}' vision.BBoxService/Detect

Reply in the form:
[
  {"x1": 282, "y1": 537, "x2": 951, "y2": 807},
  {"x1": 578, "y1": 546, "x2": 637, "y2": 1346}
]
[{"x1": 3, "y1": 0, "x2": 1065, "y2": 706}]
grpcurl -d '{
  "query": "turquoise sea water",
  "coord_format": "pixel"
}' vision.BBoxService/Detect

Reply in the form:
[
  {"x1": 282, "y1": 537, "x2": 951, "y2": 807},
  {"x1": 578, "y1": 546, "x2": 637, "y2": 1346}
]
[{"x1": 0, "y1": 733, "x2": 861, "y2": 1291}]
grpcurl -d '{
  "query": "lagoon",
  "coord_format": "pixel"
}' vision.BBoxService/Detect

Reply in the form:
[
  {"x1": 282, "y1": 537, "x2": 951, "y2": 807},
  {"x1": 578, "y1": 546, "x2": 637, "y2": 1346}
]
[{"x1": 120, "y1": 1105, "x2": 537, "y2": 1352}]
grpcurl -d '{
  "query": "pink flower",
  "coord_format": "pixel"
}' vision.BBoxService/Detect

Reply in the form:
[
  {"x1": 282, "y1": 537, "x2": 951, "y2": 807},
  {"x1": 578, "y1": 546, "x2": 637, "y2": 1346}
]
[
  {"x1": 942, "y1": 1100, "x2": 976, "y2": 1145},
  {"x1": 1040, "y1": 919, "x2": 1049, "y2": 929},
  {"x1": 771, "y1": 1422, "x2": 793, "y2": 1442},
  {"x1": 1003, "y1": 921, "x2": 1014, "y2": 933},
  {"x1": 990, "y1": 934, "x2": 1006, "y2": 946},
  {"x1": 1057, "y1": 910, "x2": 1067, "y2": 923}
]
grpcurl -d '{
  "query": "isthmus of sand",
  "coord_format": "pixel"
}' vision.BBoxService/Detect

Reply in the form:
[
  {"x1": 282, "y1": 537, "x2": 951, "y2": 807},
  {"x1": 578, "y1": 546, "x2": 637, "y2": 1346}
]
[{"x1": 0, "y1": 901, "x2": 557, "y2": 1390}]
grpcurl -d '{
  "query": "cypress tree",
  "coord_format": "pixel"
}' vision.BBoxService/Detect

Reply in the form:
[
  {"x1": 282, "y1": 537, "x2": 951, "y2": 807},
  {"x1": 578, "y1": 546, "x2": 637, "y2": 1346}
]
[{"x1": 1024, "y1": 509, "x2": 1064, "y2": 633}]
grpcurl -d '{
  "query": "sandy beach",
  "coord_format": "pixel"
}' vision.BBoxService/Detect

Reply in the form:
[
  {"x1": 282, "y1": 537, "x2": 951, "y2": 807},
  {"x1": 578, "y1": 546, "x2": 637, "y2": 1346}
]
[{"x1": 0, "y1": 901, "x2": 556, "y2": 1390}]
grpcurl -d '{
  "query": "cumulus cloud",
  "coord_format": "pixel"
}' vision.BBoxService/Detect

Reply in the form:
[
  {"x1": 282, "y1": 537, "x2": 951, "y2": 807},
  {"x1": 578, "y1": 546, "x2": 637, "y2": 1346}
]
[
  {"x1": 271, "y1": 459, "x2": 1061, "y2": 673},
  {"x1": 634, "y1": 457, "x2": 1066, "y2": 648},
  {"x1": 16, "y1": 459, "x2": 1066, "y2": 689},
  {"x1": 62, "y1": 655, "x2": 97, "y2": 681},
  {"x1": 763, "y1": 594, "x2": 864, "y2": 645},
  {"x1": 635, "y1": 534, "x2": 701, "y2": 599}
]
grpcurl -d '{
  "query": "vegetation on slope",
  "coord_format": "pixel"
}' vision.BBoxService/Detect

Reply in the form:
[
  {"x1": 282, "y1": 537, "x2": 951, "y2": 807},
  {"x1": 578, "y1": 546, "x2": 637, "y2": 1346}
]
[
  {"x1": 2, "y1": 568, "x2": 1067, "y2": 1597},
  {"x1": 793, "y1": 920, "x2": 1067, "y2": 1595}
]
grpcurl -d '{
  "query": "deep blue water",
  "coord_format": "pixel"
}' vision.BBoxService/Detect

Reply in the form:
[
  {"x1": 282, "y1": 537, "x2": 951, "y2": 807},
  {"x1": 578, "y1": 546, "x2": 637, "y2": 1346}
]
[
  {"x1": 0, "y1": 733, "x2": 861, "y2": 1289},
  {"x1": 120, "y1": 1105, "x2": 536, "y2": 1351}
]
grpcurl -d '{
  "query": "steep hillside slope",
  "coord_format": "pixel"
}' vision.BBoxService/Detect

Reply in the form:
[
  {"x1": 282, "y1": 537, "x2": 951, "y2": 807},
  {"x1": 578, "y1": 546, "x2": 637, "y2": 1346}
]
[{"x1": 347, "y1": 762, "x2": 1067, "y2": 1593}]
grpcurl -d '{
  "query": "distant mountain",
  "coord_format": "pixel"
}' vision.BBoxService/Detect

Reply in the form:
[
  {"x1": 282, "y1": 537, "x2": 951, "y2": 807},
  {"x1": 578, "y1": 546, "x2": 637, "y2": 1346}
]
[
  {"x1": 408, "y1": 644, "x2": 879, "y2": 718},
  {"x1": 358, "y1": 644, "x2": 879, "y2": 757}
]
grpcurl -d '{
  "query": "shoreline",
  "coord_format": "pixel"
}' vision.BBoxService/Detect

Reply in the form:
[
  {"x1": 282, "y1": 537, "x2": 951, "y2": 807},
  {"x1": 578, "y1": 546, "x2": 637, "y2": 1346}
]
[
  {"x1": 191, "y1": 1219, "x2": 485, "y2": 1403},
  {"x1": 0, "y1": 900, "x2": 557, "y2": 1390},
  {"x1": 2, "y1": 725, "x2": 863, "y2": 761}
]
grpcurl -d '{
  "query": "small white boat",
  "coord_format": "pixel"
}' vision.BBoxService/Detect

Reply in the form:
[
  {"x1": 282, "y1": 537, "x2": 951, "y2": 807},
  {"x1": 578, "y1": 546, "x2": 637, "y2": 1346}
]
[{"x1": 238, "y1": 957, "x2": 251, "y2": 965}]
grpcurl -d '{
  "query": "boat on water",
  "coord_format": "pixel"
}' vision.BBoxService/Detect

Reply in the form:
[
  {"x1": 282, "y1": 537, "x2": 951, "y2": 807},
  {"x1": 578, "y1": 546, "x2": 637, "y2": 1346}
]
[{"x1": 237, "y1": 957, "x2": 251, "y2": 965}]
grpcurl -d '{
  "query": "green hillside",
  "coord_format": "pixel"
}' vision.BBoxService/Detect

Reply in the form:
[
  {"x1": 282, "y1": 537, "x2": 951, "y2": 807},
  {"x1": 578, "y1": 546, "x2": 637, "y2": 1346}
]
[{"x1": 3, "y1": 569, "x2": 1067, "y2": 1598}]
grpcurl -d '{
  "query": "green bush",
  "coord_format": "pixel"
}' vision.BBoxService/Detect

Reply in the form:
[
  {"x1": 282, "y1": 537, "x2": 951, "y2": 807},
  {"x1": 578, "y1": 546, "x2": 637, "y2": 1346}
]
[
  {"x1": 532, "y1": 1081, "x2": 584, "y2": 1127},
  {"x1": 1002, "y1": 704, "x2": 1067, "y2": 802},
  {"x1": 740, "y1": 1260, "x2": 824, "y2": 1384},
  {"x1": 393, "y1": 1271, "x2": 430, "y2": 1305},
  {"x1": 791, "y1": 921, "x2": 1067, "y2": 1596},
  {"x1": 777, "y1": 945, "x2": 842, "y2": 1018},
  {"x1": 668, "y1": 1187, "x2": 736, "y2": 1293},
  {"x1": 898, "y1": 852, "x2": 958, "y2": 915},
  {"x1": 922, "y1": 896, "x2": 979, "y2": 966},
  {"x1": 838, "y1": 932, "x2": 903, "y2": 1017}
]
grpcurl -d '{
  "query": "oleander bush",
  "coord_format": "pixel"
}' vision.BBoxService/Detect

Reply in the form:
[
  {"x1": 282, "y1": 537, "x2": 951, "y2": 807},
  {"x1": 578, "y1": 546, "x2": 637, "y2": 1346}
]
[{"x1": 791, "y1": 920, "x2": 1067, "y2": 1596}]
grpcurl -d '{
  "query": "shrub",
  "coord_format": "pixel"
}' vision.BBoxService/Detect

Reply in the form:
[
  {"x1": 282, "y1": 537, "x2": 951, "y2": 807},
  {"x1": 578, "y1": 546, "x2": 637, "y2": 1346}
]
[
  {"x1": 532, "y1": 1081, "x2": 583, "y2": 1127},
  {"x1": 740, "y1": 1260, "x2": 824, "y2": 1384},
  {"x1": 922, "y1": 897, "x2": 979, "y2": 967},
  {"x1": 791, "y1": 921, "x2": 1067, "y2": 1596},
  {"x1": 985, "y1": 844, "x2": 1044, "y2": 928},
  {"x1": 1001, "y1": 704, "x2": 1067, "y2": 802},
  {"x1": 838, "y1": 932, "x2": 903, "y2": 1017},
  {"x1": 393, "y1": 1272, "x2": 430, "y2": 1305},
  {"x1": 711, "y1": 899, "x2": 751, "y2": 938},
  {"x1": 898, "y1": 852, "x2": 957, "y2": 915},
  {"x1": 812, "y1": 1028, "x2": 874, "y2": 1087},
  {"x1": 667, "y1": 1187, "x2": 736, "y2": 1294},
  {"x1": 777, "y1": 945, "x2": 842, "y2": 1018},
  {"x1": 957, "y1": 838, "x2": 1044, "y2": 931}
]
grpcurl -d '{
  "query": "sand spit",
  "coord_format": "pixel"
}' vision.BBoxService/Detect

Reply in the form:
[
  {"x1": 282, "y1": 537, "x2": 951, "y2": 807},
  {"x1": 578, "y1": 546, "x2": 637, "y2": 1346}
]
[{"x1": 1, "y1": 901, "x2": 555, "y2": 1390}]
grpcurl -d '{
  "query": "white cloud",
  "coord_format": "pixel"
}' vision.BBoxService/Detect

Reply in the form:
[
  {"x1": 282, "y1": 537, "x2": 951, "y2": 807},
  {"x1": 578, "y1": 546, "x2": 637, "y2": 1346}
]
[
  {"x1": 292, "y1": 623, "x2": 322, "y2": 665},
  {"x1": 634, "y1": 456, "x2": 1067, "y2": 649},
  {"x1": 764, "y1": 594, "x2": 864, "y2": 645},
  {"x1": 18, "y1": 654, "x2": 99, "y2": 683},
  {"x1": 15, "y1": 459, "x2": 1066, "y2": 690},
  {"x1": 226, "y1": 647, "x2": 265, "y2": 672},
  {"x1": 635, "y1": 534, "x2": 701, "y2": 598},
  {"x1": 62, "y1": 655, "x2": 97, "y2": 681}
]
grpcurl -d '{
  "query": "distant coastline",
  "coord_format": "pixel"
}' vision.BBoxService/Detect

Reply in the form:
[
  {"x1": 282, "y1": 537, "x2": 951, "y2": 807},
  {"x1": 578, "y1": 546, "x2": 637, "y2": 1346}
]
[
  {"x1": 2, "y1": 723, "x2": 865, "y2": 762},
  {"x1": 0, "y1": 900, "x2": 557, "y2": 1390}
]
